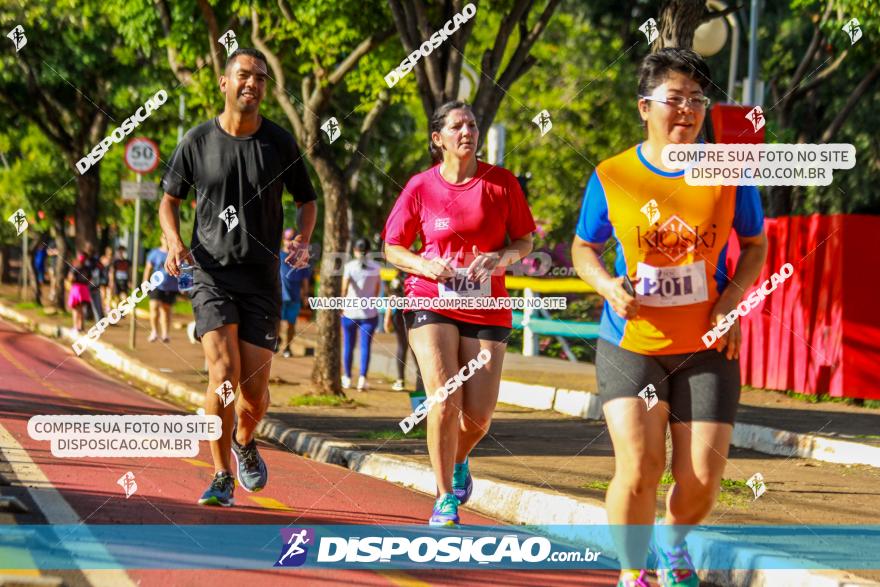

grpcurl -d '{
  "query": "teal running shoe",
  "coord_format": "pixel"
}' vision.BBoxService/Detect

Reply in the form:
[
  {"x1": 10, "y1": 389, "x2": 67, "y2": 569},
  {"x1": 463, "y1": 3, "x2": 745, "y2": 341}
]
[
  {"x1": 654, "y1": 539, "x2": 700, "y2": 586},
  {"x1": 616, "y1": 570, "x2": 650, "y2": 587},
  {"x1": 452, "y1": 458, "x2": 473, "y2": 505},
  {"x1": 198, "y1": 471, "x2": 235, "y2": 507},
  {"x1": 428, "y1": 493, "x2": 460, "y2": 527}
]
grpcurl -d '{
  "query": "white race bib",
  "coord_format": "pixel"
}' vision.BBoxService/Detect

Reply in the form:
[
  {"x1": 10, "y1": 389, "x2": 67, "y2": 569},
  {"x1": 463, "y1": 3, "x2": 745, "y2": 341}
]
[
  {"x1": 438, "y1": 268, "x2": 491, "y2": 298},
  {"x1": 635, "y1": 261, "x2": 708, "y2": 307}
]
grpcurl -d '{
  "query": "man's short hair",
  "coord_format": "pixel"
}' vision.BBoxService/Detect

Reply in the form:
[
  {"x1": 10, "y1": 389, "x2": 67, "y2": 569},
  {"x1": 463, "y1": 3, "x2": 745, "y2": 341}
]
[{"x1": 225, "y1": 48, "x2": 268, "y2": 72}]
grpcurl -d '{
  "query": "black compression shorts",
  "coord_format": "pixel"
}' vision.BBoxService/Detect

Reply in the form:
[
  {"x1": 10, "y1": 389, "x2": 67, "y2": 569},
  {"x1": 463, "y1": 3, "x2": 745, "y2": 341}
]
[{"x1": 596, "y1": 338, "x2": 741, "y2": 424}]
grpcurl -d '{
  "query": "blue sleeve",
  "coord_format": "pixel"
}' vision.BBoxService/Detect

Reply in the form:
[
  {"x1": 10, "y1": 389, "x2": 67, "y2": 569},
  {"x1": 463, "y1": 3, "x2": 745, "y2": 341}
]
[
  {"x1": 733, "y1": 185, "x2": 764, "y2": 237},
  {"x1": 575, "y1": 171, "x2": 613, "y2": 243}
]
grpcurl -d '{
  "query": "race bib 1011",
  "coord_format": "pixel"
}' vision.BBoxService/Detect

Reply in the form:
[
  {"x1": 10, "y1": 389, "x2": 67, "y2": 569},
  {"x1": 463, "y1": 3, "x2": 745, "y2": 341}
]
[
  {"x1": 438, "y1": 268, "x2": 491, "y2": 298},
  {"x1": 635, "y1": 261, "x2": 708, "y2": 307}
]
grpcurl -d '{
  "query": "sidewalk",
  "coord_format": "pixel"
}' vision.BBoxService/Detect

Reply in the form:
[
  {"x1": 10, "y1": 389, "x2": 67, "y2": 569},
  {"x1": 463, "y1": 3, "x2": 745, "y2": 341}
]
[{"x1": 2, "y1": 288, "x2": 879, "y2": 586}]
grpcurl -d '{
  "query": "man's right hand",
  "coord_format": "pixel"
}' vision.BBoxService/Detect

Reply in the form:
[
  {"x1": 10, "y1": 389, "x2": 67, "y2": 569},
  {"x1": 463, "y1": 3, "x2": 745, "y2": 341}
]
[{"x1": 165, "y1": 238, "x2": 193, "y2": 277}]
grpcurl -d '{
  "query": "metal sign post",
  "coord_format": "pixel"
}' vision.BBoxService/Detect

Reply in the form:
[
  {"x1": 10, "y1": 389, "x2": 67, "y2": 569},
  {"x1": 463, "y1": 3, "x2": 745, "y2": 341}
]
[{"x1": 123, "y1": 137, "x2": 159, "y2": 350}]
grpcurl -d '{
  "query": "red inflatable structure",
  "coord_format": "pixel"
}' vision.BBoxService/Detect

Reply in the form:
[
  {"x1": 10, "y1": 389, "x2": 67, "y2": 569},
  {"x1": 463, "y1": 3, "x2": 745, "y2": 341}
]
[{"x1": 727, "y1": 215, "x2": 880, "y2": 399}]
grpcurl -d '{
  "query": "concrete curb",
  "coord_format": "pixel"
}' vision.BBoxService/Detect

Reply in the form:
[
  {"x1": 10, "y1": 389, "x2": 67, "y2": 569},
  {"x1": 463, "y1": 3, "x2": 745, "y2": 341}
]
[{"x1": 1, "y1": 303, "x2": 877, "y2": 586}]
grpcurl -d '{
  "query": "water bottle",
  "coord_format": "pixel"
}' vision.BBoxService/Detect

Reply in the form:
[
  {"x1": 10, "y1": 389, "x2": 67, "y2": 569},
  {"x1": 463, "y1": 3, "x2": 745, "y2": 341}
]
[{"x1": 178, "y1": 262, "x2": 194, "y2": 293}]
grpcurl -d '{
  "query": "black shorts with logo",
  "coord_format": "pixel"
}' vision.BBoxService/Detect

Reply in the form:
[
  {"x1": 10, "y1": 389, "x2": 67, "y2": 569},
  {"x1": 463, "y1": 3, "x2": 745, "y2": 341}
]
[
  {"x1": 190, "y1": 264, "x2": 280, "y2": 351},
  {"x1": 404, "y1": 310, "x2": 511, "y2": 342}
]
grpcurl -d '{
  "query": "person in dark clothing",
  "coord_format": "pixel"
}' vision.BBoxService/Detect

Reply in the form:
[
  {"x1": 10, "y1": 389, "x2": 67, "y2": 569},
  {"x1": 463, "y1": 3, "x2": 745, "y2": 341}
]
[{"x1": 158, "y1": 47, "x2": 318, "y2": 507}]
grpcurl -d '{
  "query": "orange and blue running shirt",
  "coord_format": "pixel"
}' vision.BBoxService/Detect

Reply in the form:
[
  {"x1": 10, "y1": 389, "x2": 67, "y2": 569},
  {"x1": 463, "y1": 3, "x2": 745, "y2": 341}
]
[{"x1": 576, "y1": 143, "x2": 764, "y2": 355}]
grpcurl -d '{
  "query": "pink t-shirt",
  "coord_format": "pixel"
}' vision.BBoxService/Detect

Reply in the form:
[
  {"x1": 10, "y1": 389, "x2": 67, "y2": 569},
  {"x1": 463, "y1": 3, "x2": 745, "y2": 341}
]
[{"x1": 382, "y1": 161, "x2": 536, "y2": 328}]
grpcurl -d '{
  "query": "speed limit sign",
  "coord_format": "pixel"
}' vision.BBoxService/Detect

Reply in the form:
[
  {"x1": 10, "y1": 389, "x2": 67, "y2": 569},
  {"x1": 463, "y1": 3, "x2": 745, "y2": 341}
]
[{"x1": 124, "y1": 137, "x2": 159, "y2": 174}]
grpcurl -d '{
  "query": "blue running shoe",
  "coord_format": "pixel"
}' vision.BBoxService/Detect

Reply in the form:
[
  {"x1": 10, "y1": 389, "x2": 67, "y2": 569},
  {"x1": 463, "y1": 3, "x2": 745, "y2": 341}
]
[
  {"x1": 653, "y1": 539, "x2": 700, "y2": 586},
  {"x1": 429, "y1": 493, "x2": 460, "y2": 527},
  {"x1": 231, "y1": 427, "x2": 268, "y2": 492},
  {"x1": 452, "y1": 458, "x2": 473, "y2": 505},
  {"x1": 198, "y1": 471, "x2": 235, "y2": 507}
]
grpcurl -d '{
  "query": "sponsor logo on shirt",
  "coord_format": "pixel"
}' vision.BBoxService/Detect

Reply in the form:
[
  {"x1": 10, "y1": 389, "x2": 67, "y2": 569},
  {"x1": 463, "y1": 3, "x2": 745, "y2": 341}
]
[
  {"x1": 636, "y1": 214, "x2": 716, "y2": 262},
  {"x1": 434, "y1": 218, "x2": 450, "y2": 230}
]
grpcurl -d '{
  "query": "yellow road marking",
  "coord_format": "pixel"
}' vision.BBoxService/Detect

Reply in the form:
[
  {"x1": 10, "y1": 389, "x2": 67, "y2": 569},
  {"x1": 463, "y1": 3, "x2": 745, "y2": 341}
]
[
  {"x1": 248, "y1": 496, "x2": 294, "y2": 511},
  {"x1": 376, "y1": 570, "x2": 433, "y2": 587},
  {"x1": 181, "y1": 458, "x2": 212, "y2": 468}
]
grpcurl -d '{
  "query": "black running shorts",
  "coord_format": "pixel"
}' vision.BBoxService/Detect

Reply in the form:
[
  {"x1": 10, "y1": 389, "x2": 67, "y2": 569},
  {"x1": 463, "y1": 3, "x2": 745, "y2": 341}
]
[
  {"x1": 404, "y1": 310, "x2": 511, "y2": 342},
  {"x1": 190, "y1": 264, "x2": 280, "y2": 351},
  {"x1": 595, "y1": 338, "x2": 741, "y2": 424}
]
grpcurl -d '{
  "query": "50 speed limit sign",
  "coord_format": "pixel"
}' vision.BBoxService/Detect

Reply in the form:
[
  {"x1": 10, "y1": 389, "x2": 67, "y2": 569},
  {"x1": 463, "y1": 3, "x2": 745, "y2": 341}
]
[{"x1": 124, "y1": 137, "x2": 159, "y2": 174}]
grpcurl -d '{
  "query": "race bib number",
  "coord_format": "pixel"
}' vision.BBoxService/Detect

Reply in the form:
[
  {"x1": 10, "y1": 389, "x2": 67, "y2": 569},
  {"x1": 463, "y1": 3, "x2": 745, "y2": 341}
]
[
  {"x1": 438, "y1": 268, "x2": 491, "y2": 298},
  {"x1": 635, "y1": 261, "x2": 708, "y2": 307},
  {"x1": 115, "y1": 271, "x2": 128, "y2": 280}
]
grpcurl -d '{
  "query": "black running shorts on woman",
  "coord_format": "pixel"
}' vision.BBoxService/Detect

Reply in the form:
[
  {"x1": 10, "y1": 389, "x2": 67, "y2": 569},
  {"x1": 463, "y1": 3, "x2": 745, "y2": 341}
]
[{"x1": 595, "y1": 338, "x2": 741, "y2": 424}]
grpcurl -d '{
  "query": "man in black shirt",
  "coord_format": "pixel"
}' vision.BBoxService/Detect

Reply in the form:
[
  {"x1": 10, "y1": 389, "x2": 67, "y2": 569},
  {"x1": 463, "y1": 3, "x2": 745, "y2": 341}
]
[{"x1": 158, "y1": 48, "x2": 317, "y2": 507}]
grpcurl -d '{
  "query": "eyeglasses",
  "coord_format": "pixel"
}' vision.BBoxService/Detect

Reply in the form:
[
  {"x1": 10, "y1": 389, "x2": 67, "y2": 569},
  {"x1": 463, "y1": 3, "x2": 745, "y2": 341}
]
[{"x1": 640, "y1": 95, "x2": 711, "y2": 110}]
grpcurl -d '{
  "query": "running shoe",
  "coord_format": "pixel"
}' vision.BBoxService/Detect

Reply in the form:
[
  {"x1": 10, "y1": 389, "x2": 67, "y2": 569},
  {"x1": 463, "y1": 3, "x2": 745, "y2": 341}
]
[
  {"x1": 231, "y1": 428, "x2": 268, "y2": 492},
  {"x1": 148, "y1": 331, "x2": 158, "y2": 342},
  {"x1": 282, "y1": 349, "x2": 292, "y2": 358},
  {"x1": 616, "y1": 570, "x2": 650, "y2": 587},
  {"x1": 654, "y1": 539, "x2": 700, "y2": 586},
  {"x1": 198, "y1": 471, "x2": 235, "y2": 506},
  {"x1": 391, "y1": 379, "x2": 405, "y2": 391},
  {"x1": 357, "y1": 375, "x2": 368, "y2": 391},
  {"x1": 428, "y1": 493, "x2": 460, "y2": 527},
  {"x1": 341, "y1": 375, "x2": 351, "y2": 389},
  {"x1": 452, "y1": 458, "x2": 473, "y2": 505},
  {"x1": 161, "y1": 336, "x2": 170, "y2": 343}
]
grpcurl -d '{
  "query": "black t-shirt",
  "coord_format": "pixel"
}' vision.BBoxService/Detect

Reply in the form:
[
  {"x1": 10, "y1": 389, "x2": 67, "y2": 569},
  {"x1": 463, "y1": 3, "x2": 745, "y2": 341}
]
[{"x1": 162, "y1": 117, "x2": 318, "y2": 269}]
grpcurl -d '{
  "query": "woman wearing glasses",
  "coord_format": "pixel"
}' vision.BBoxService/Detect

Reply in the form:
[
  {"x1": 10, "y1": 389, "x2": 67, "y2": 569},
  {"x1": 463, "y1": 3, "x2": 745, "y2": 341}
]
[{"x1": 571, "y1": 48, "x2": 767, "y2": 587}]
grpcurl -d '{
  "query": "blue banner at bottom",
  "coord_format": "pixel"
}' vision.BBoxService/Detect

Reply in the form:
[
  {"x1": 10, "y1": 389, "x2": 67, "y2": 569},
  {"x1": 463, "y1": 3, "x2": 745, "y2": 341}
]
[{"x1": 2, "y1": 525, "x2": 880, "y2": 570}]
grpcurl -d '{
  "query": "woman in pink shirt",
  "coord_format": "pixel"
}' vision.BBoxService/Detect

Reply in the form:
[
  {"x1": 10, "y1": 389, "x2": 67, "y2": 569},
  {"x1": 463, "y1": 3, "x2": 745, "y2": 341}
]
[{"x1": 383, "y1": 101, "x2": 536, "y2": 526}]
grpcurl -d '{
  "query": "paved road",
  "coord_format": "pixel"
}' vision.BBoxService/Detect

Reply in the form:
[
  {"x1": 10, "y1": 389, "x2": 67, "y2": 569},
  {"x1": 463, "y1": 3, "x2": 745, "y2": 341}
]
[{"x1": 0, "y1": 319, "x2": 617, "y2": 587}]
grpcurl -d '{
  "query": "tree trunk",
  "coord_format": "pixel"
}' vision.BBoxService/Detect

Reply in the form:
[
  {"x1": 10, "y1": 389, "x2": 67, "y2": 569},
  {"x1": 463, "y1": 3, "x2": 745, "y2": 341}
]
[
  {"x1": 310, "y1": 160, "x2": 349, "y2": 397},
  {"x1": 656, "y1": 0, "x2": 705, "y2": 51},
  {"x1": 74, "y1": 164, "x2": 100, "y2": 251},
  {"x1": 51, "y1": 215, "x2": 68, "y2": 312}
]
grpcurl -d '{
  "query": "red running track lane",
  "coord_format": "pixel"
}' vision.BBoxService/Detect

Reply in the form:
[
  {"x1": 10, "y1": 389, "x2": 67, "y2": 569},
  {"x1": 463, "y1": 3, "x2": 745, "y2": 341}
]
[{"x1": 0, "y1": 319, "x2": 617, "y2": 587}]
